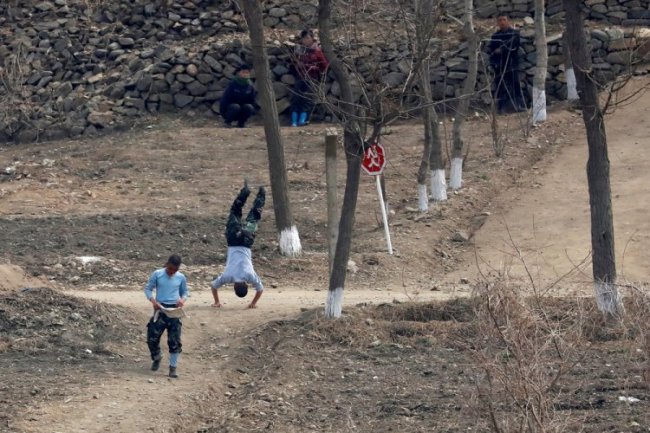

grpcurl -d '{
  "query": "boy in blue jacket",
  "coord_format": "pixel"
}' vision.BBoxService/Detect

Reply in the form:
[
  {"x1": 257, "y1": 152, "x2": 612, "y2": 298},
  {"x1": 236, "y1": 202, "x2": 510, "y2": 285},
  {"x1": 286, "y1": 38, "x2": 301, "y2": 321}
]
[
  {"x1": 219, "y1": 65, "x2": 258, "y2": 128},
  {"x1": 144, "y1": 254, "x2": 188, "y2": 378}
]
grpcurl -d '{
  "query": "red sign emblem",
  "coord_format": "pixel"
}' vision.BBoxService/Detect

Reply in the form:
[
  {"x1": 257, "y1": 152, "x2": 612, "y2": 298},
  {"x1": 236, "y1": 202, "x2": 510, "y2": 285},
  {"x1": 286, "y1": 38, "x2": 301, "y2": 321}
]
[{"x1": 362, "y1": 142, "x2": 386, "y2": 175}]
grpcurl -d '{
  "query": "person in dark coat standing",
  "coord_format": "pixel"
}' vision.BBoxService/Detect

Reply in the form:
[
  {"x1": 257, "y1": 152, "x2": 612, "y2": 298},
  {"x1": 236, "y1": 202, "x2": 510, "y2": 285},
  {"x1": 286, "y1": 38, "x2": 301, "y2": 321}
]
[
  {"x1": 219, "y1": 65, "x2": 258, "y2": 128},
  {"x1": 290, "y1": 29, "x2": 329, "y2": 127},
  {"x1": 487, "y1": 14, "x2": 526, "y2": 113}
]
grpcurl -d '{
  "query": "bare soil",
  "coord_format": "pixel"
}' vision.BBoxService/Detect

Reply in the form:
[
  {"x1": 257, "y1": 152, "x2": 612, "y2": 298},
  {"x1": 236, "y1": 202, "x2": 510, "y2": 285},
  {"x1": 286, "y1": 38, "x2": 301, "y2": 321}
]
[
  {"x1": 200, "y1": 298, "x2": 649, "y2": 433},
  {"x1": 0, "y1": 287, "x2": 142, "y2": 430},
  {"x1": 446, "y1": 78, "x2": 650, "y2": 287},
  {"x1": 0, "y1": 77, "x2": 648, "y2": 433}
]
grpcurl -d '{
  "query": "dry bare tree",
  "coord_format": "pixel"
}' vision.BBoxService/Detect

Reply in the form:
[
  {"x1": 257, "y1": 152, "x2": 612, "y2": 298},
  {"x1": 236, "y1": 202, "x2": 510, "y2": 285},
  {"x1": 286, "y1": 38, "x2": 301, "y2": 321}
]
[
  {"x1": 240, "y1": 0, "x2": 302, "y2": 257},
  {"x1": 318, "y1": 0, "x2": 366, "y2": 318},
  {"x1": 531, "y1": 0, "x2": 548, "y2": 124},
  {"x1": 415, "y1": 0, "x2": 446, "y2": 210},
  {"x1": 562, "y1": 0, "x2": 621, "y2": 316},
  {"x1": 449, "y1": 0, "x2": 478, "y2": 191},
  {"x1": 317, "y1": 0, "x2": 441, "y2": 316},
  {"x1": 416, "y1": 60, "x2": 439, "y2": 211}
]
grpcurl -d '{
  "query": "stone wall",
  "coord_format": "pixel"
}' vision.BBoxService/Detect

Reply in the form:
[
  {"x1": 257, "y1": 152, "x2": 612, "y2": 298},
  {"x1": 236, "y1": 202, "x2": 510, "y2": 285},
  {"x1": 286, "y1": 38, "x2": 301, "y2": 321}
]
[
  {"x1": 0, "y1": 0, "x2": 648, "y2": 143},
  {"x1": 446, "y1": 0, "x2": 650, "y2": 25}
]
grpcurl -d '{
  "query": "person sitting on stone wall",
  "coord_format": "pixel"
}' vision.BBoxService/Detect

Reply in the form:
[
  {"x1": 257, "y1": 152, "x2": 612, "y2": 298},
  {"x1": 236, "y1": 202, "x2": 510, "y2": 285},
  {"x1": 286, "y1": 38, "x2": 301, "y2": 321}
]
[
  {"x1": 289, "y1": 29, "x2": 329, "y2": 127},
  {"x1": 219, "y1": 65, "x2": 259, "y2": 128}
]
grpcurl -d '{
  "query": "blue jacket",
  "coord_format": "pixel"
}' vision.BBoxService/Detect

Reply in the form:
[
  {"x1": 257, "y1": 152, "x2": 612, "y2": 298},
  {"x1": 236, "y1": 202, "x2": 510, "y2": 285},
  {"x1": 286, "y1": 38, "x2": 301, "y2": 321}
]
[
  {"x1": 219, "y1": 79, "x2": 258, "y2": 114},
  {"x1": 144, "y1": 268, "x2": 189, "y2": 305}
]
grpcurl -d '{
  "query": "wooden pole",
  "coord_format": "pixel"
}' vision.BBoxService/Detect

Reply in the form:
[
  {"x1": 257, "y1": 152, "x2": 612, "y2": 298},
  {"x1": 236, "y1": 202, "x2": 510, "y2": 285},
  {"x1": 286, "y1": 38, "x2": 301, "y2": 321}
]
[{"x1": 325, "y1": 130, "x2": 339, "y2": 272}]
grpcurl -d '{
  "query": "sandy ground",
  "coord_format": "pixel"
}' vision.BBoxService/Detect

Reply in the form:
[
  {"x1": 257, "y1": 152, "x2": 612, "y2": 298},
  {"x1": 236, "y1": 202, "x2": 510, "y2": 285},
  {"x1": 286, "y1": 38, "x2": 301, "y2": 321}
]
[
  {"x1": 14, "y1": 286, "x2": 453, "y2": 433},
  {"x1": 0, "y1": 264, "x2": 48, "y2": 292},
  {"x1": 446, "y1": 79, "x2": 650, "y2": 288},
  {"x1": 6, "y1": 77, "x2": 650, "y2": 433}
]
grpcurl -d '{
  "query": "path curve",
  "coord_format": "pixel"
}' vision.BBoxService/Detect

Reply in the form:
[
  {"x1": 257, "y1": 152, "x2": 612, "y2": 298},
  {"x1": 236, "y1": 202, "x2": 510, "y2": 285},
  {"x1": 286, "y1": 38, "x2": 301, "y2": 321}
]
[
  {"x1": 16, "y1": 287, "x2": 453, "y2": 433},
  {"x1": 446, "y1": 77, "x2": 650, "y2": 287}
]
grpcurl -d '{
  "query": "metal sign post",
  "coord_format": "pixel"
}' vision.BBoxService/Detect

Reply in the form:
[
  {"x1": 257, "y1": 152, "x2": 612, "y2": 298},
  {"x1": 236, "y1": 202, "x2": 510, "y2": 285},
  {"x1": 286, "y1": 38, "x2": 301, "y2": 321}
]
[
  {"x1": 375, "y1": 174, "x2": 393, "y2": 255},
  {"x1": 362, "y1": 142, "x2": 393, "y2": 255}
]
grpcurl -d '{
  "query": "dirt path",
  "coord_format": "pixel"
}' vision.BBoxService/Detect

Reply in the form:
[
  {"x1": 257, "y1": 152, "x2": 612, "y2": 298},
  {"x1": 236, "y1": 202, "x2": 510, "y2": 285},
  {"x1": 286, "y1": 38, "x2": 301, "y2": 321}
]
[
  {"x1": 10, "y1": 79, "x2": 649, "y2": 433},
  {"x1": 446, "y1": 78, "x2": 650, "y2": 288},
  {"x1": 15, "y1": 286, "x2": 452, "y2": 433}
]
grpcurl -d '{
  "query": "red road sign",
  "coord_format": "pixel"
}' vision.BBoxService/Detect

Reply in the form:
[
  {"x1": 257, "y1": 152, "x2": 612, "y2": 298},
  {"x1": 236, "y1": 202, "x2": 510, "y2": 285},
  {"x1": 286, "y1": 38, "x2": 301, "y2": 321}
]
[{"x1": 362, "y1": 142, "x2": 386, "y2": 175}]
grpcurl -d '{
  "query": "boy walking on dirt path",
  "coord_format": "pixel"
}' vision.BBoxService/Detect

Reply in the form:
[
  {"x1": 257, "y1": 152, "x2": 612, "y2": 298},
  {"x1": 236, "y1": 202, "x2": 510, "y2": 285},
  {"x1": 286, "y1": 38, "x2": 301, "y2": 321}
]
[
  {"x1": 211, "y1": 182, "x2": 265, "y2": 309},
  {"x1": 144, "y1": 254, "x2": 188, "y2": 378}
]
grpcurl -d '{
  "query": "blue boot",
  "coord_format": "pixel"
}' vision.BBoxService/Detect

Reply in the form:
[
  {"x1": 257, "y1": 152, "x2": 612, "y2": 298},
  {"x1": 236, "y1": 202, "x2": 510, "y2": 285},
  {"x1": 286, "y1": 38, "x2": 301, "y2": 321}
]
[
  {"x1": 298, "y1": 112, "x2": 308, "y2": 126},
  {"x1": 291, "y1": 112, "x2": 298, "y2": 127}
]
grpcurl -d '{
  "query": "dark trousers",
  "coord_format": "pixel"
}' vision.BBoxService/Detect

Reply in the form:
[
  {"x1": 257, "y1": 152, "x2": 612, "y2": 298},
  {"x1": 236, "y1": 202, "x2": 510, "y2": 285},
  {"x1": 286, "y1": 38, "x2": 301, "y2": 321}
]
[
  {"x1": 493, "y1": 68, "x2": 526, "y2": 112},
  {"x1": 223, "y1": 103, "x2": 255, "y2": 126},
  {"x1": 146, "y1": 308, "x2": 182, "y2": 361},
  {"x1": 290, "y1": 79, "x2": 314, "y2": 113},
  {"x1": 226, "y1": 187, "x2": 265, "y2": 248}
]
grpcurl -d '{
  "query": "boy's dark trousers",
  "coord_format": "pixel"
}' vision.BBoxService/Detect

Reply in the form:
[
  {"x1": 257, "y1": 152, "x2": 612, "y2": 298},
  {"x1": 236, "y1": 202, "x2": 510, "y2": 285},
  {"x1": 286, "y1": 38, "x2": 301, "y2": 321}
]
[
  {"x1": 225, "y1": 186, "x2": 265, "y2": 248},
  {"x1": 146, "y1": 303, "x2": 182, "y2": 361}
]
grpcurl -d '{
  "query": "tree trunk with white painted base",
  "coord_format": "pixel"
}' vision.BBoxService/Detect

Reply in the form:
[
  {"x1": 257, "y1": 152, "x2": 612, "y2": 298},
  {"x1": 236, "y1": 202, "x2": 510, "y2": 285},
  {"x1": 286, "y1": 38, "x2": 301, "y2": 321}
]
[
  {"x1": 241, "y1": 0, "x2": 302, "y2": 257},
  {"x1": 562, "y1": 32, "x2": 579, "y2": 102},
  {"x1": 415, "y1": 0, "x2": 446, "y2": 202},
  {"x1": 420, "y1": 55, "x2": 446, "y2": 202},
  {"x1": 563, "y1": 0, "x2": 622, "y2": 316},
  {"x1": 416, "y1": 134, "x2": 429, "y2": 210},
  {"x1": 417, "y1": 59, "x2": 432, "y2": 212},
  {"x1": 450, "y1": 0, "x2": 478, "y2": 191},
  {"x1": 414, "y1": 0, "x2": 435, "y2": 211},
  {"x1": 565, "y1": 67, "x2": 579, "y2": 101},
  {"x1": 325, "y1": 129, "x2": 363, "y2": 319},
  {"x1": 319, "y1": 0, "x2": 365, "y2": 318},
  {"x1": 532, "y1": 0, "x2": 548, "y2": 125},
  {"x1": 428, "y1": 110, "x2": 447, "y2": 202}
]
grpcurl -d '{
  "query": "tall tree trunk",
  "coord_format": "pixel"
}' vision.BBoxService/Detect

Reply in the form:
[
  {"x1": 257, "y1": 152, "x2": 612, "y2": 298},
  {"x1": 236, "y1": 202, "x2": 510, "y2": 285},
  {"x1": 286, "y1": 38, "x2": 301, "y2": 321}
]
[
  {"x1": 562, "y1": 31, "x2": 579, "y2": 102},
  {"x1": 450, "y1": 0, "x2": 478, "y2": 191},
  {"x1": 415, "y1": 0, "x2": 431, "y2": 211},
  {"x1": 415, "y1": 0, "x2": 446, "y2": 203},
  {"x1": 319, "y1": 0, "x2": 365, "y2": 318},
  {"x1": 241, "y1": 0, "x2": 302, "y2": 257},
  {"x1": 532, "y1": 0, "x2": 548, "y2": 124},
  {"x1": 563, "y1": 0, "x2": 621, "y2": 316},
  {"x1": 426, "y1": 86, "x2": 446, "y2": 202},
  {"x1": 416, "y1": 106, "x2": 431, "y2": 211}
]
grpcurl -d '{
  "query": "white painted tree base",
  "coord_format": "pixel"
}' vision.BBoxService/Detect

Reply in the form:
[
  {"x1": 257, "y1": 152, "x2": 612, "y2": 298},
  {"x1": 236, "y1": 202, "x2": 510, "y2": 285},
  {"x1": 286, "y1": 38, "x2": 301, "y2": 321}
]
[
  {"x1": 279, "y1": 226, "x2": 302, "y2": 257},
  {"x1": 594, "y1": 281, "x2": 624, "y2": 316},
  {"x1": 429, "y1": 169, "x2": 447, "y2": 201},
  {"x1": 566, "y1": 67, "x2": 579, "y2": 101},
  {"x1": 532, "y1": 87, "x2": 547, "y2": 124},
  {"x1": 418, "y1": 184, "x2": 428, "y2": 212},
  {"x1": 449, "y1": 158, "x2": 463, "y2": 191},
  {"x1": 325, "y1": 287, "x2": 343, "y2": 318}
]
